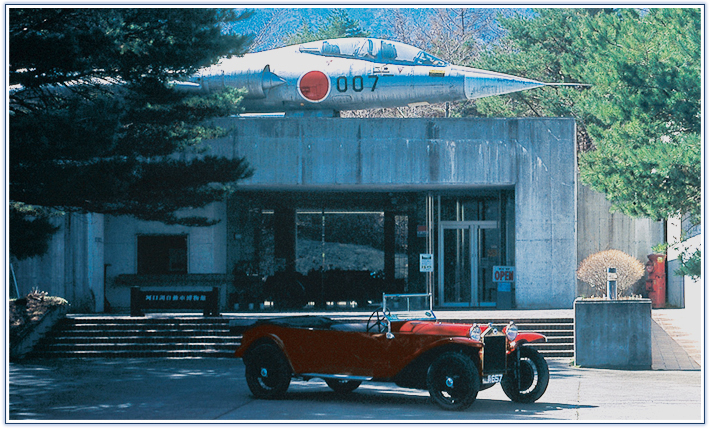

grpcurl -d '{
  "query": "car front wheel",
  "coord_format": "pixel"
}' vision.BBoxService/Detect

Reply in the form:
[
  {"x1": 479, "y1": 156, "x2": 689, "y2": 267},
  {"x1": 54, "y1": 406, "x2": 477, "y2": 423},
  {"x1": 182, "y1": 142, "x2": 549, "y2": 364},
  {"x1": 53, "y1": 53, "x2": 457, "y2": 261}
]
[
  {"x1": 244, "y1": 343, "x2": 292, "y2": 399},
  {"x1": 501, "y1": 345, "x2": 549, "y2": 403},
  {"x1": 426, "y1": 352, "x2": 480, "y2": 411}
]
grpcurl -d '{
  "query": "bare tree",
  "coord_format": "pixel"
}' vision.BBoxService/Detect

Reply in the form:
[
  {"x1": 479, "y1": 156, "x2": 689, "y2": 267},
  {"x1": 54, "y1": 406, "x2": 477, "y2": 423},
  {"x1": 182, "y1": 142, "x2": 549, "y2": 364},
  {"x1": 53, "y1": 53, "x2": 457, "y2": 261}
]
[
  {"x1": 379, "y1": 8, "x2": 501, "y2": 65},
  {"x1": 248, "y1": 9, "x2": 292, "y2": 52}
]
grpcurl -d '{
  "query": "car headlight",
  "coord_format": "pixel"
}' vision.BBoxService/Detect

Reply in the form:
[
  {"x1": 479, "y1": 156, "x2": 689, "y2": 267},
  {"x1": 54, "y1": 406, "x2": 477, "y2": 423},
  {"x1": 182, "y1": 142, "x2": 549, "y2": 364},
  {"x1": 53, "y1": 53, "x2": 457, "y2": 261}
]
[
  {"x1": 506, "y1": 322, "x2": 518, "y2": 341},
  {"x1": 469, "y1": 325, "x2": 482, "y2": 341}
]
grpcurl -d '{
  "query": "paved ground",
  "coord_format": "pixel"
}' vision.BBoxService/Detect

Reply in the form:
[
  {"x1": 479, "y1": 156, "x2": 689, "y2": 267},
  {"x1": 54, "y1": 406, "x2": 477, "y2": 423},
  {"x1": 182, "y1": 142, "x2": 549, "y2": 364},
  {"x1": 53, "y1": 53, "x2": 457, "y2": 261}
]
[
  {"x1": 8, "y1": 303, "x2": 703, "y2": 422},
  {"x1": 8, "y1": 357, "x2": 702, "y2": 422},
  {"x1": 652, "y1": 308, "x2": 702, "y2": 370}
]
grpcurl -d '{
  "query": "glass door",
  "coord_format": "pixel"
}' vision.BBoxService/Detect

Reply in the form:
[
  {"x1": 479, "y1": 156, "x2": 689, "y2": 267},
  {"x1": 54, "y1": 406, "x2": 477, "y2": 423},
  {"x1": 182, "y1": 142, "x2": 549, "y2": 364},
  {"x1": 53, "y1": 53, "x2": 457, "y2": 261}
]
[{"x1": 437, "y1": 221, "x2": 497, "y2": 307}]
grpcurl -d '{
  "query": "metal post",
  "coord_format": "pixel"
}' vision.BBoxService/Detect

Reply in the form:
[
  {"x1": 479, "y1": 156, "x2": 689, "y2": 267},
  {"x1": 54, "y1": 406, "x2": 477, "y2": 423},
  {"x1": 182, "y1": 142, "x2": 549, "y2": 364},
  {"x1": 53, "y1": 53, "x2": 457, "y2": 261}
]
[
  {"x1": 130, "y1": 286, "x2": 144, "y2": 317},
  {"x1": 606, "y1": 267, "x2": 618, "y2": 300},
  {"x1": 426, "y1": 192, "x2": 434, "y2": 298}
]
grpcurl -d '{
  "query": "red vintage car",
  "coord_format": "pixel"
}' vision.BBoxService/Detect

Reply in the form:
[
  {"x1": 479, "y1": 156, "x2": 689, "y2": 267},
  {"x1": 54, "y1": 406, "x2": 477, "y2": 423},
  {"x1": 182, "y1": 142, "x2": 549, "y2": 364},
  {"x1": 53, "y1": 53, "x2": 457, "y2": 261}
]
[{"x1": 235, "y1": 293, "x2": 549, "y2": 411}]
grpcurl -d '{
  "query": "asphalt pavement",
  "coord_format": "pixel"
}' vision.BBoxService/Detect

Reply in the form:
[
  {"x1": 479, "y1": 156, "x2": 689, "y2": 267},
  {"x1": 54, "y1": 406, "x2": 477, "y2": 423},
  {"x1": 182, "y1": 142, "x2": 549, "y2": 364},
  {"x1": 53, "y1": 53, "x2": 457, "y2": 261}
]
[
  {"x1": 8, "y1": 356, "x2": 702, "y2": 422},
  {"x1": 8, "y1": 303, "x2": 703, "y2": 423}
]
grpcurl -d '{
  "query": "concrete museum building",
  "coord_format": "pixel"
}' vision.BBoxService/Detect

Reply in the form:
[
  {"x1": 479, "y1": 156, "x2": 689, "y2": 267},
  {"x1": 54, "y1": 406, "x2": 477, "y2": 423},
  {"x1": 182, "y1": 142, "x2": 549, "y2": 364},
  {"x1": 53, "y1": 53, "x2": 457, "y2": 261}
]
[{"x1": 13, "y1": 116, "x2": 664, "y2": 312}]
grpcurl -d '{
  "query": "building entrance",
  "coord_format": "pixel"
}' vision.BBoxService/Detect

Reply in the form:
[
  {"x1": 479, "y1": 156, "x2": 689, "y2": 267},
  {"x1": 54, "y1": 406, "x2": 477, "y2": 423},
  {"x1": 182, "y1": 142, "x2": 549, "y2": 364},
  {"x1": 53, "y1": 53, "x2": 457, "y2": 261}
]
[{"x1": 438, "y1": 221, "x2": 498, "y2": 307}]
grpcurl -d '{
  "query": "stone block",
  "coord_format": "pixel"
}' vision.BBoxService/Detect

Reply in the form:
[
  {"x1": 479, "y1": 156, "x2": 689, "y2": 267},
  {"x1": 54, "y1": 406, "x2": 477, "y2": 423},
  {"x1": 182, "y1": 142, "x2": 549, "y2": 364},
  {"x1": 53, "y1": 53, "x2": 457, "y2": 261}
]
[{"x1": 574, "y1": 298, "x2": 652, "y2": 369}]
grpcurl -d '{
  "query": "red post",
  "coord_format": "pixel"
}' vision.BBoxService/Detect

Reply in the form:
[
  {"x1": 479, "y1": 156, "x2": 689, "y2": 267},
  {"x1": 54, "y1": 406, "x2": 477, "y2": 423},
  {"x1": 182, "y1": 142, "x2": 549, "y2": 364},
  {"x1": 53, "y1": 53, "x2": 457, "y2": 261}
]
[{"x1": 645, "y1": 254, "x2": 666, "y2": 308}]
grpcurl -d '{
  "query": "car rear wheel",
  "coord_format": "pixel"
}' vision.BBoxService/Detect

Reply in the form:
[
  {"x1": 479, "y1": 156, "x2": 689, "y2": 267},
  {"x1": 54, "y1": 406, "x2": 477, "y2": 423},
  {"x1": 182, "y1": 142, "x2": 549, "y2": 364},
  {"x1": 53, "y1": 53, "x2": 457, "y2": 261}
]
[
  {"x1": 244, "y1": 343, "x2": 292, "y2": 399},
  {"x1": 501, "y1": 345, "x2": 549, "y2": 403},
  {"x1": 325, "y1": 379, "x2": 362, "y2": 393},
  {"x1": 426, "y1": 352, "x2": 480, "y2": 411}
]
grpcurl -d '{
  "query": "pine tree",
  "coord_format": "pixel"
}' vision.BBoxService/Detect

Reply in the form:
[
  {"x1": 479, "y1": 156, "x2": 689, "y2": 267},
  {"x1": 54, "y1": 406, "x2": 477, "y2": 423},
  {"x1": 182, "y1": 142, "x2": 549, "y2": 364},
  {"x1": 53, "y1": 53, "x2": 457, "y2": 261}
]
[
  {"x1": 473, "y1": 8, "x2": 701, "y2": 277},
  {"x1": 474, "y1": 8, "x2": 701, "y2": 221},
  {"x1": 9, "y1": 8, "x2": 255, "y2": 259}
]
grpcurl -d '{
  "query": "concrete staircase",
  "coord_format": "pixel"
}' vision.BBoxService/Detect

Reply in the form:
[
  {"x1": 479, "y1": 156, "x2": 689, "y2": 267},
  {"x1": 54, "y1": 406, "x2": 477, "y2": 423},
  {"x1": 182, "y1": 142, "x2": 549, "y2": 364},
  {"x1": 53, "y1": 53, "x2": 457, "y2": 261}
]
[
  {"x1": 28, "y1": 316, "x2": 240, "y2": 358},
  {"x1": 28, "y1": 315, "x2": 573, "y2": 359},
  {"x1": 439, "y1": 317, "x2": 574, "y2": 358}
]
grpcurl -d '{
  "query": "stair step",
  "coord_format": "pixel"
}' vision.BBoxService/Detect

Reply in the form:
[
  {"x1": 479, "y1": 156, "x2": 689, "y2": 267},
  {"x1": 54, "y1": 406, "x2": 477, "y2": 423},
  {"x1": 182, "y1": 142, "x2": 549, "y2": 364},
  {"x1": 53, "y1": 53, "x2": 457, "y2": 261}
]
[
  {"x1": 439, "y1": 318, "x2": 574, "y2": 325},
  {"x1": 58, "y1": 330, "x2": 231, "y2": 336},
  {"x1": 49, "y1": 336, "x2": 241, "y2": 344},
  {"x1": 65, "y1": 324, "x2": 230, "y2": 330},
  {"x1": 38, "y1": 343, "x2": 240, "y2": 351},
  {"x1": 543, "y1": 336, "x2": 574, "y2": 344},
  {"x1": 31, "y1": 350, "x2": 236, "y2": 358},
  {"x1": 29, "y1": 315, "x2": 576, "y2": 359}
]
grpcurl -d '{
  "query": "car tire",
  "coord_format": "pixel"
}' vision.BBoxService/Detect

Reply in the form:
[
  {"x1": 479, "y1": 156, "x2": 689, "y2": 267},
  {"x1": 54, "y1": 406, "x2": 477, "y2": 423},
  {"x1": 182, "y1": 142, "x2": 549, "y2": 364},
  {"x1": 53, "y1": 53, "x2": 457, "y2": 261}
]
[
  {"x1": 501, "y1": 345, "x2": 549, "y2": 403},
  {"x1": 426, "y1": 352, "x2": 480, "y2": 411},
  {"x1": 244, "y1": 343, "x2": 292, "y2": 399},
  {"x1": 325, "y1": 379, "x2": 362, "y2": 394}
]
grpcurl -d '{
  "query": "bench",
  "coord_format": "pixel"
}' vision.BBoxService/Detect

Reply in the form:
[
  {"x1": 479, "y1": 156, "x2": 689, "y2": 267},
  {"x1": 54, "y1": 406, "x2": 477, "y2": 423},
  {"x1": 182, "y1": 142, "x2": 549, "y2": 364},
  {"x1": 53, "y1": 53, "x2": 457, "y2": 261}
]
[{"x1": 130, "y1": 286, "x2": 220, "y2": 317}]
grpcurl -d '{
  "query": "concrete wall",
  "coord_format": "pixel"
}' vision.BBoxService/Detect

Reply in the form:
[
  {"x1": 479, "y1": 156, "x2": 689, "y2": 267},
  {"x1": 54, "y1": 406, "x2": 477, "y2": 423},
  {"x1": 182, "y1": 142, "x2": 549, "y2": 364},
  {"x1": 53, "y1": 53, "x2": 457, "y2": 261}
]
[
  {"x1": 576, "y1": 183, "x2": 665, "y2": 297},
  {"x1": 666, "y1": 216, "x2": 702, "y2": 308},
  {"x1": 513, "y1": 120, "x2": 577, "y2": 308},
  {"x1": 12, "y1": 213, "x2": 105, "y2": 313},
  {"x1": 14, "y1": 117, "x2": 665, "y2": 312},
  {"x1": 103, "y1": 203, "x2": 227, "y2": 310},
  {"x1": 209, "y1": 117, "x2": 578, "y2": 309}
]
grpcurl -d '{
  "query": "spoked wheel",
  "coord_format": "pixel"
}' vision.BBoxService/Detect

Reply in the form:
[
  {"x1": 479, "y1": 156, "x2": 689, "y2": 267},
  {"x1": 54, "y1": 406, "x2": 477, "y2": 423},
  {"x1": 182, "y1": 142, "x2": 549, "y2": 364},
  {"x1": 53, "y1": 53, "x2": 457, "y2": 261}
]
[
  {"x1": 426, "y1": 352, "x2": 480, "y2": 411},
  {"x1": 366, "y1": 309, "x2": 387, "y2": 333},
  {"x1": 501, "y1": 345, "x2": 549, "y2": 403},
  {"x1": 244, "y1": 343, "x2": 292, "y2": 399},
  {"x1": 325, "y1": 379, "x2": 362, "y2": 393}
]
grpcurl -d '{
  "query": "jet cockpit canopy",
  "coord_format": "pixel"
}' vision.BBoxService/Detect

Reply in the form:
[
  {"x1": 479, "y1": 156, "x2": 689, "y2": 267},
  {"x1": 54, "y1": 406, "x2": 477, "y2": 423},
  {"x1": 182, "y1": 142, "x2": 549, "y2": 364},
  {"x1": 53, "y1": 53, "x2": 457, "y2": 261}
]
[{"x1": 298, "y1": 38, "x2": 448, "y2": 67}]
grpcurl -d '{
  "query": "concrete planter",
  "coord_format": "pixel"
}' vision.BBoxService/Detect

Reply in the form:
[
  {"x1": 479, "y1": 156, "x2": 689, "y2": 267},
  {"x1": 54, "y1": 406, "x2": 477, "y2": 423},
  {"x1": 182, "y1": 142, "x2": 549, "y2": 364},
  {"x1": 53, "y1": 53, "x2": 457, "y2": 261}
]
[{"x1": 574, "y1": 298, "x2": 652, "y2": 369}]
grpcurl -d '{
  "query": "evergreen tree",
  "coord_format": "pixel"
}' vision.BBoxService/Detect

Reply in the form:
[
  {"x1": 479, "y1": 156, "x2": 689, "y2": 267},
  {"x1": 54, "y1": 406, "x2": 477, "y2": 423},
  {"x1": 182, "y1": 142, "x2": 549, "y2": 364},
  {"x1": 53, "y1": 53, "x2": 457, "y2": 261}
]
[
  {"x1": 474, "y1": 8, "x2": 700, "y2": 221},
  {"x1": 474, "y1": 8, "x2": 701, "y2": 277},
  {"x1": 9, "y1": 8, "x2": 255, "y2": 260}
]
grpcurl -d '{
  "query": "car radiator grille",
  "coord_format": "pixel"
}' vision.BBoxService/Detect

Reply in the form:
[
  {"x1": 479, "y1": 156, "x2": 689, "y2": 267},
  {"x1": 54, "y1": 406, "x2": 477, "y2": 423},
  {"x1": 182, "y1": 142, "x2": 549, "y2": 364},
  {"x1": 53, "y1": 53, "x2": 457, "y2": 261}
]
[{"x1": 482, "y1": 334, "x2": 507, "y2": 374}]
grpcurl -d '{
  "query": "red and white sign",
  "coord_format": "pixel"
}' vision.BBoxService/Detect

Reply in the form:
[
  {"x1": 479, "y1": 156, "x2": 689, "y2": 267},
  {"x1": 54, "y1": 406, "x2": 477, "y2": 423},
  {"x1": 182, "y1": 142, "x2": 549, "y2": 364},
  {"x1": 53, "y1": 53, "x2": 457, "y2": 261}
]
[{"x1": 493, "y1": 266, "x2": 515, "y2": 282}]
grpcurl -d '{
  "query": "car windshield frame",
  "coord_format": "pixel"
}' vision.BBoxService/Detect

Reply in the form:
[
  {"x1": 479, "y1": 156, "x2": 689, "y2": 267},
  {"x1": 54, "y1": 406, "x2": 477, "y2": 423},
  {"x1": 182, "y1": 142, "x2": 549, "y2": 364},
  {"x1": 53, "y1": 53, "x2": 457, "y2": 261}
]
[{"x1": 383, "y1": 293, "x2": 436, "y2": 322}]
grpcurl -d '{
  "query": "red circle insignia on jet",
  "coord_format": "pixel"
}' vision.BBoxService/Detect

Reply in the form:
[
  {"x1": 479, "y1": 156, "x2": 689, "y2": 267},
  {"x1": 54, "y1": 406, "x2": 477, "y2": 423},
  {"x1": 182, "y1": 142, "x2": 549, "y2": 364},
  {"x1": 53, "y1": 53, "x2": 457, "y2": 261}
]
[{"x1": 298, "y1": 71, "x2": 330, "y2": 102}]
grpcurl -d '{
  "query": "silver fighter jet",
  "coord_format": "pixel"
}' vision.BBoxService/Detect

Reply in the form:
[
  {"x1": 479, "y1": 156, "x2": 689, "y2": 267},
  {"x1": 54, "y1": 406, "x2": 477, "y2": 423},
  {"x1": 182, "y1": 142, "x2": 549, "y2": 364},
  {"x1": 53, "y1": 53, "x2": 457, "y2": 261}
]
[{"x1": 173, "y1": 38, "x2": 579, "y2": 116}]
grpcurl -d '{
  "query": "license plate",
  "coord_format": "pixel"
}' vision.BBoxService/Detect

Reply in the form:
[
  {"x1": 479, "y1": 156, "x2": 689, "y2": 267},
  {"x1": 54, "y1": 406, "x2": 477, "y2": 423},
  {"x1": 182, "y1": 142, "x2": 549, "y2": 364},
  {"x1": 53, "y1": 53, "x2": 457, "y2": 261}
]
[{"x1": 482, "y1": 374, "x2": 503, "y2": 384}]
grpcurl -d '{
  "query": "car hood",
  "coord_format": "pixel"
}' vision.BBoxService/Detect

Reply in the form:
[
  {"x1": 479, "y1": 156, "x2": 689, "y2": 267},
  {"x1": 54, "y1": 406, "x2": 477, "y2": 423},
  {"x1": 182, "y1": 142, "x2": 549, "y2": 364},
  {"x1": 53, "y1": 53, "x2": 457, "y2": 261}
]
[{"x1": 398, "y1": 321, "x2": 475, "y2": 337}]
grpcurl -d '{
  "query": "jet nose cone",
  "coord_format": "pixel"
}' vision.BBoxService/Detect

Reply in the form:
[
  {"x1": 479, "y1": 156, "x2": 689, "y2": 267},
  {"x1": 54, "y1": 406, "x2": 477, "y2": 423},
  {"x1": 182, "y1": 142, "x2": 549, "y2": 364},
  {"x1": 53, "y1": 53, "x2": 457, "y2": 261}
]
[{"x1": 461, "y1": 68, "x2": 544, "y2": 99}]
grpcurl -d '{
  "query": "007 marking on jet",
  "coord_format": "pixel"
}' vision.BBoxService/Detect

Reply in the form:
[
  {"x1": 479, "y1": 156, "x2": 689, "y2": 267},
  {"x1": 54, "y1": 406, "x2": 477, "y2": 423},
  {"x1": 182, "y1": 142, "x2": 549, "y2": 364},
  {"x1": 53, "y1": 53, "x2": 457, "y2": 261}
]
[{"x1": 335, "y1": 75, "x2": 379, "y2": 93}]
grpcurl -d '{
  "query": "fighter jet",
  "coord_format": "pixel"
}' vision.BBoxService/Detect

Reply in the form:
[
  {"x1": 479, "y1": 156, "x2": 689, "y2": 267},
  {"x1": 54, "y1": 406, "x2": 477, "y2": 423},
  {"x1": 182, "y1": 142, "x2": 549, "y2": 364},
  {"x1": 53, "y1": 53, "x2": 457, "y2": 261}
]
[{"x1": 173, "y1": 38, "x2": 582, "y2": 116}]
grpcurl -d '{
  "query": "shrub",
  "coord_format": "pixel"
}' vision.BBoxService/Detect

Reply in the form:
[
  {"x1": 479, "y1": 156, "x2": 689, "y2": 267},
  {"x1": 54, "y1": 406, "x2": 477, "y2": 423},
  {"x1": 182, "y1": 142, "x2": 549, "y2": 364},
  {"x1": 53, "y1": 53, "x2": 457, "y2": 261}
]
[{"x1": 577, "y1": 250, "x2": 645, "y2": 297}]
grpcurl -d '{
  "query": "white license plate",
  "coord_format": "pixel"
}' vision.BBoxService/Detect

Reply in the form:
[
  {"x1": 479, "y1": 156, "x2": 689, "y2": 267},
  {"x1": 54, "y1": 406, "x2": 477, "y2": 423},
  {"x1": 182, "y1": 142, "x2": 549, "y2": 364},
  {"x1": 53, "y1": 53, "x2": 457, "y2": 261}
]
[{"x1": 482, "y1": 374, "x2": 503, "y2": 384}]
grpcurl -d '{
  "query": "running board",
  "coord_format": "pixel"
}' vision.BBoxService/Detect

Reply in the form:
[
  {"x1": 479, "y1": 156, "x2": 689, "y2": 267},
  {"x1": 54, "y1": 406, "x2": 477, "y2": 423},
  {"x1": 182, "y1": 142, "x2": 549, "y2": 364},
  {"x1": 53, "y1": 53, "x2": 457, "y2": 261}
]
[{"x1": 300, "y1": 373, "x2": 373, "y2": 381}]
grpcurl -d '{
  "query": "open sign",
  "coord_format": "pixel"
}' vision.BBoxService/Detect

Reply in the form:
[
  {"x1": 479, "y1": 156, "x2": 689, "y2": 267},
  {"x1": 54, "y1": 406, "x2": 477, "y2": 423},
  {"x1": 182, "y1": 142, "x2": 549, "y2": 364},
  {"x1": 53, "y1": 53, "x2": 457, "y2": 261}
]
[{"x1": 493, "y1": 266, "x2": 515, "y2": 282}]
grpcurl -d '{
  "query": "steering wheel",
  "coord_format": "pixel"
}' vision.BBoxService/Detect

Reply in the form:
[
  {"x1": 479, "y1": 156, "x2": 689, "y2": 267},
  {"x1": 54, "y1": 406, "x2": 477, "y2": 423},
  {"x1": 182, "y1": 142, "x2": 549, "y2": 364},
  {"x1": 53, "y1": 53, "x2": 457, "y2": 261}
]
[{"x1": 366, "y1": 309, "x2": 388, "y2": 333}]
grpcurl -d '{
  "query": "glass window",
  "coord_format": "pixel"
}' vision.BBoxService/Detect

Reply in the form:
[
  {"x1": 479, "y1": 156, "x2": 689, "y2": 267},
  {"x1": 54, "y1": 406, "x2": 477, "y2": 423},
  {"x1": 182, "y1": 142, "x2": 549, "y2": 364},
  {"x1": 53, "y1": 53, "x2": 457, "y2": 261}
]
[
  {"x1": 137, "y1": 235, "x2": 187, "y2": 275},
  {"x1": 298, "y1": 38, "x2": 448, "y2": 67},
  {"x1": 681, "y1": 213, "x2": 701, "y2": 239}
]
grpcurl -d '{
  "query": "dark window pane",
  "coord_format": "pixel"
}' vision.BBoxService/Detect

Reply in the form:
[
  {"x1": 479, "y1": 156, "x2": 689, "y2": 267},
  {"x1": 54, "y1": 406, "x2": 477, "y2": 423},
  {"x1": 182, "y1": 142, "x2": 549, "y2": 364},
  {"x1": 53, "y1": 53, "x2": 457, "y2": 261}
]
[{"x1": 137, "y1": 235, "x2": 187, "y2": 275}]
